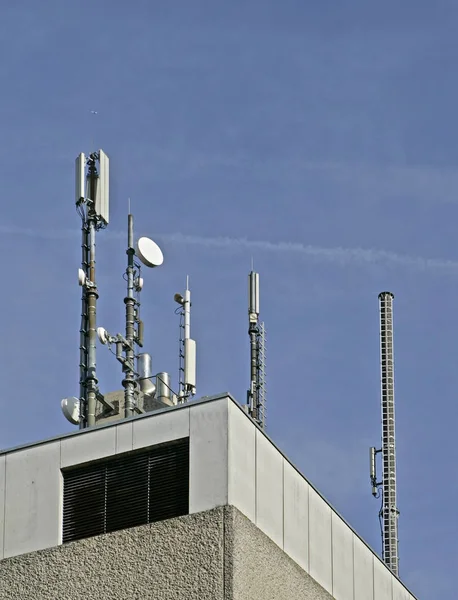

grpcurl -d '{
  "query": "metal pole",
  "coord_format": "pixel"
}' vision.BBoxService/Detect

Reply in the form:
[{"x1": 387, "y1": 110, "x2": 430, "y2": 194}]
[
  {"x1": 79, "y1": 221, "x2": 89, "y2": 428},
  {"x1": 86, "y1": 216, "x2": 98, "y2": 427},
  {"x1": 249, "y1": 326, "x2": 258, "y2": 420},
  {"x1": 123, "y1": 213, "x2": 136, "y2": 418},
  {"x1": 379, "y1": 291, "x2": 399, "y2": 575}
]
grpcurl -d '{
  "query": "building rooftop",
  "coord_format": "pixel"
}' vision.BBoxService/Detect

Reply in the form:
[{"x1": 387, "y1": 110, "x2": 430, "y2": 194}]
[{"x1": 0, "y1": 394, "x2": 417, "y2": 600}]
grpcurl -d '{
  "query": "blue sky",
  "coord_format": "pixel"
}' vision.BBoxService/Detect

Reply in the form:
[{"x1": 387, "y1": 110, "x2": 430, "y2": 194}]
[{"x1": 1, "y1": 1, "x2": 457, "y2": 597}]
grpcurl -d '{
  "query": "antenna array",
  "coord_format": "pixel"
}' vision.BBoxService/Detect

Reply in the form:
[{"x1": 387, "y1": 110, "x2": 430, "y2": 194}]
[
  {"x1": 370, "y1": 291, "x2": 400, "y2": 576},
  {"x1": 247, "y1": 271, "x2": 267, "y2": 429},
  {"x1": 96, "y1": 215, "x2": 164, "y2": 419}
]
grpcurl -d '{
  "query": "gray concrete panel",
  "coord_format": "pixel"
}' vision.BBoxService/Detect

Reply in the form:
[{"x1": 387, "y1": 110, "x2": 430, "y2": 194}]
[
  {"x1": 0, "y1": 455, "x2": 5, "y2": 559},
  {"x1": 374, "y1": 556, "x2": 393, "y2": 600},
  {"x1": 283, "y1": 460, "x2": 309, "y2": 572},
  {"x1": 308, "y1": 487, "x2": 332, "y2": 594},
  {"x1": 61, "y1": 426, "x2": 116, "y2": 468},
  {"x1": 353, "y1": 536, "x2": 374, "y2": 600},
  {"x1": 189, "y1": 398, "x2": 228, "y2": 513},
  {"x1": 255, "y1": 430, "x2": 284, "y2": 548},
  {"x1": 331, "y1": 513, "x2": 354, "y2": 600},
  {"x1": 227, "y1": 401, "x2": 256, "y2": 522},
  {"x1": 132, "y1": 406, "x2": 190, "y2": 450},
  {"x1": 392, "y1": 578, "x2": 410, "y2": 600},
  {"x1": 4, "y1": 442, "x2": 61, "y2": 558},
  {"x1": 115, "y1": 421, "x2": 133, "y2": 454}
]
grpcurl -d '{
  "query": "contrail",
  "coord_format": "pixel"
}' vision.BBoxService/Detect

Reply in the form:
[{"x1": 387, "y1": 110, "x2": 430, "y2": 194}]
[{"x1": 0, "y1": 225, "x2": 457, "y2": 273}]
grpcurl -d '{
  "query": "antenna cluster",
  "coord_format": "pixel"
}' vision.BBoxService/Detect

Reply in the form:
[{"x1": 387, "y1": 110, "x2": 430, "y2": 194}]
[
  {"x1": 62, "y1": 150, "x2": 198, "y2": 428},
  {"x1": 63, "y1": 150, "x2": 266, "y2": 429},
  {"x1": 60, "y1": 150, "x2": 409, "y2": 573},
  {"x1": 96, "y1": 215, "x2": 164, "y2": 419},
  {"x1": 370, "y1": 292, "x2": 400, "y2": 576}
]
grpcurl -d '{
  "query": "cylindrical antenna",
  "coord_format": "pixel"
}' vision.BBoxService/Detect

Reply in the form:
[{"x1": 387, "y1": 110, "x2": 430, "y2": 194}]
[
  {"x1": 378, "y1": 291, "x2": 399, "y2": 575},
  {"x1": 123, "y1": 212, "x2": 137, "y2": 418},
  {"x1": 137, "y1": 352, "x2": 156, "y2": 397},
  {"x1": 248, "y1": 271, "x2": 260, "y2": 318},
  {"x1": 156, "y1": 372, "x2": 173, "y2": 406}
]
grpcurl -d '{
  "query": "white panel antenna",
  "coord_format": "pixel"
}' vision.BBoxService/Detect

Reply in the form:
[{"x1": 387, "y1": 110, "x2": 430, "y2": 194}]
[
  {"x1": 75, "y1": 153, "x2": 86, "y2": 203},
  {"x1": 184, "y1": 338, "x2": 197, "y2": 388},
  {"x1": 95, "y1": 149, "x2": 109, "y2": 225}
]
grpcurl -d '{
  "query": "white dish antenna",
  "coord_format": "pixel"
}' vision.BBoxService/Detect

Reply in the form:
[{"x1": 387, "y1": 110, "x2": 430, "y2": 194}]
[
  {"x1": 97, "y1": 327, "x2": 109, "y2": 345},
  {"x1": 136, "y1": 237, "x2": 164, "y2": 268},
  {"x1": 61, "y1": 397, "x2": 80, "y2": 425}
]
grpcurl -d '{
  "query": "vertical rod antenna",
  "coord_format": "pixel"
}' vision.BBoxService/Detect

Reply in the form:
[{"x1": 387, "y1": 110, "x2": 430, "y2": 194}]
[{"x1": 379, "y1": 291, "x2": 400, "y2": 575}]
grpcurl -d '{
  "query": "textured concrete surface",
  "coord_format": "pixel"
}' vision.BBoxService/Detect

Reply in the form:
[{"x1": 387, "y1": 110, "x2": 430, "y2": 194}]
[
  {"x1": 0, "y1": 508, "x2": 225, "y2": 600},
  {"x1": 228, "y1": 507, "x2": 333, "y2": 600},
  {"x1": 0, "y1": 506, "x2": 336, "y2": 600}
]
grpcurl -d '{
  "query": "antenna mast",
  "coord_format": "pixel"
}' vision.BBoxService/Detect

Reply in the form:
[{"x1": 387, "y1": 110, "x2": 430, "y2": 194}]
[
  {"x1": 370, "y1": 291, "x2": 400, "y2": 575},
  {"x1": 175, "y1": 277, "x2": 197, "y2": 402},
  {"x1": 75, "y1": 150, "x2": 109, "y2": 428},
  {"x1": 123, "y1": 212, "x2": 139, "y2": 417},
  {"x1": 247, "y1": 270, "x2": 266, "y2": 429},
  {"x1": 96, "y1": 216, "x2": 164, "y2": 418}
]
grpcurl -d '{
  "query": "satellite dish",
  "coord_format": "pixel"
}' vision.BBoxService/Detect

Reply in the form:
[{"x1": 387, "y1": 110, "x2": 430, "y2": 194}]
[
  {"x1": 97, "y1": 326, "x2": 109, "y2": 345},
  {"x1": 61, "y1": 397, "x2": 80, "y2": 425},
  {"x1": 78, "y1": 268, "x2": 86, "y2": 286},
  {"x1": 136, "y1": 237, "x2": 164, "y2": 268}
]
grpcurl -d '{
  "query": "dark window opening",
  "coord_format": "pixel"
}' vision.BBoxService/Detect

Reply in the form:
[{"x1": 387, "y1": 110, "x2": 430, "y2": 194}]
[{"x1": 63, "y1": 437, "x2": 189, "y2": 543}]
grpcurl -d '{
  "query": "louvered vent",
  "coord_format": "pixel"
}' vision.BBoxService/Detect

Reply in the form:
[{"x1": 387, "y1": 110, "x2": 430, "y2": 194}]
[{"x1": 63, "y1": 437, "x2": 189, "y2": 543}]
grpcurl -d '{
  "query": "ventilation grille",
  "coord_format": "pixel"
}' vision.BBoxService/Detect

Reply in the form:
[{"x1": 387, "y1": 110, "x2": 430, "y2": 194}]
[{"x1": 63, "y1": 437, "x2": 189, "y2": 543}]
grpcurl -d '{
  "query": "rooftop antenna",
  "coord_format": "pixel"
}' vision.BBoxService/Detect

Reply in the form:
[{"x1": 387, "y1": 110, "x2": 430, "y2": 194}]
[
  {"x1": 74, "y1": 149, "x2": 109, "y2": 428},
  {"x1": 247, "y1": 269, "x2": 266, "y2": 429},
  {"x1": 96, "y1": 210, "x2": 164, "y2": 418},
  {"x1": 370, "y1": 291, "x2": 400, "y2": 576},
  {"x1": 174, "y1": 276, "x2": 197, "y2": 402}
]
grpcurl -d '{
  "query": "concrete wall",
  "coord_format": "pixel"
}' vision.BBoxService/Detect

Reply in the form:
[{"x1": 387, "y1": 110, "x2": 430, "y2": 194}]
[
  {"x1": 228, "y1": 506, "x2": 333, "y2": 600},
  {"x1": 0, "y1": 508, "x2": 227, "y2": 600},
  {"x1": 0, "y1": 507, "x2": 334, "y2": 600},
  {"x1": 0, "y1": 395, "x2": 418, "y2": 600}
]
